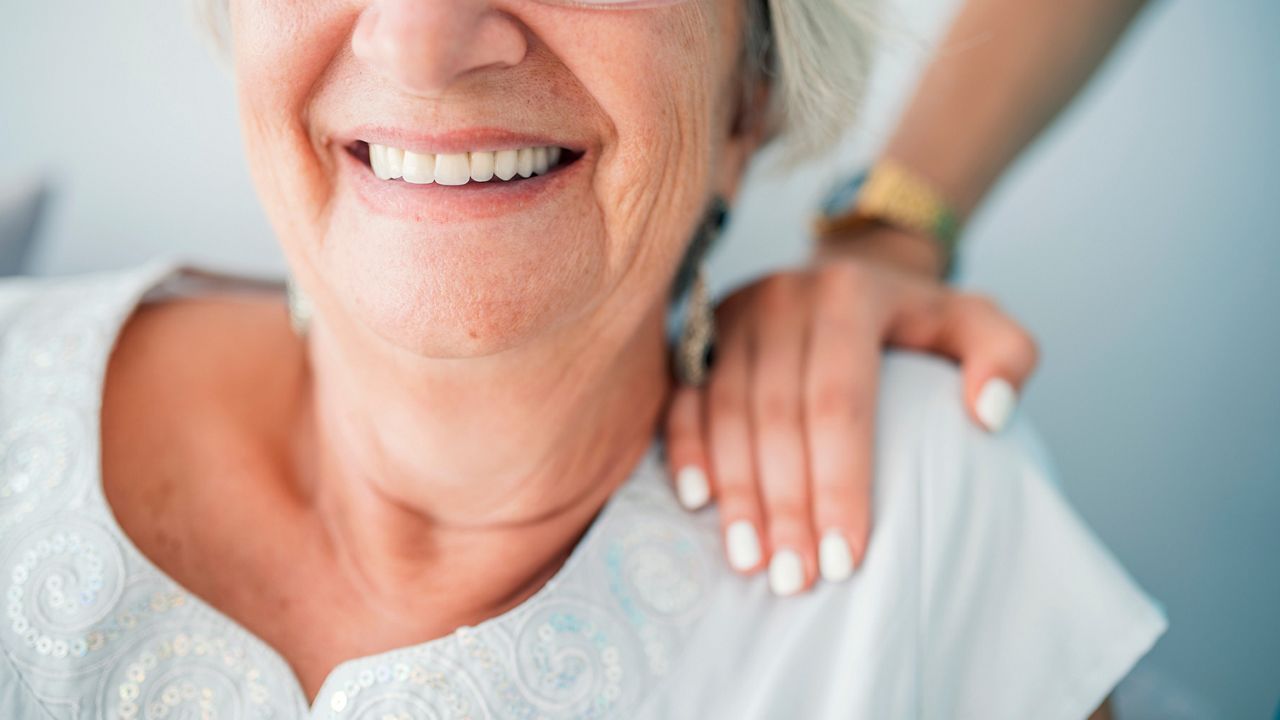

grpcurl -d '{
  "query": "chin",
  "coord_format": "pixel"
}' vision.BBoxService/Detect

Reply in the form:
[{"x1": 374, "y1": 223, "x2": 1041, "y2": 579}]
[{"x1": 320, "y1": 223, "x2": 606, "y2": 359}]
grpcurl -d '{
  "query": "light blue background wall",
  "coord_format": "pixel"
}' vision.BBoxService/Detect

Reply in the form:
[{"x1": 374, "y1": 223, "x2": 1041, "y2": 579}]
[{"x1": 3, "y1": 1, "x2": 1277, "y2": 717}]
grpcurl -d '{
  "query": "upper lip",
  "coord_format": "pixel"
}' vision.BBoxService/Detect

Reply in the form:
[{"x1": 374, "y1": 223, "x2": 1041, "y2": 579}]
[{"x1": 341, "y1": 125, "x2": 586, "y2": 155}]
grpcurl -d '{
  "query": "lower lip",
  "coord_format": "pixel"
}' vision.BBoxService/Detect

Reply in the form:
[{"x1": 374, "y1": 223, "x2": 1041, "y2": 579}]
[{"x1": 340, "y1": 149, "x2": 584, "y2": 222}]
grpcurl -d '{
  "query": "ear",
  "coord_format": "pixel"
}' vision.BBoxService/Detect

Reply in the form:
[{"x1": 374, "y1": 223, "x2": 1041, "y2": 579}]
[{"x1": 713, "y1": 78, "x2": 771, "y2": 205}]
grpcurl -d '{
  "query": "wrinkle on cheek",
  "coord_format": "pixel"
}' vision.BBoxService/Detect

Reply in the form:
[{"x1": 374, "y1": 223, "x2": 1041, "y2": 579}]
[
  {"x1": 240, "y1": 111, "x2": 334, "y2": 263},
  {"x1": 242, "y1": 104, "x2": 331, "y2": 249},
  {"x1": 231, "y1": 0, "x2": 338, "y2": 73},
  {"x1": 621, "y1": 5, "x2": 719, "y2": 290},
  {"x1": 233, "y1": 1, "x2": 351, "y2": 251}
]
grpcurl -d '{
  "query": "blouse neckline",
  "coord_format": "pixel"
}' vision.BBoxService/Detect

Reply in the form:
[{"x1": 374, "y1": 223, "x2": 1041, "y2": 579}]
[{"x1": 5, "y1": 256, "x2": 712, "y2": 718}]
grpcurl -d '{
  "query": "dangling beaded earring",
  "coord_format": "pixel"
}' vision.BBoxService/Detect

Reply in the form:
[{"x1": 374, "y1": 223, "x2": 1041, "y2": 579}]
[
  {"x1": 285, "y1": 275, "x2": 313, "y2": 337},
  {"x1": 672, "y1": 196, "x2": 730, "y2": 387}
]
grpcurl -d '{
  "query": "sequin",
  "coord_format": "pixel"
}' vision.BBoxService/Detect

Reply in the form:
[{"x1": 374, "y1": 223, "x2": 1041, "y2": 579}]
[{"x1": 0, "y1": 261, "x2": 713, "y2": 719}]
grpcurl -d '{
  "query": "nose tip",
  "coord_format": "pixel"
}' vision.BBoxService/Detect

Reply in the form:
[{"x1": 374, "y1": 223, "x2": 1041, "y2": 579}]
[{"x1": 352, "y1": 0, "x2": 528, "y2": 97}]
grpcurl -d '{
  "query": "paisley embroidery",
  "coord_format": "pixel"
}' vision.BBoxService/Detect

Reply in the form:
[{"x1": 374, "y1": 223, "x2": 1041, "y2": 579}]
[{"x1": 0, "y1": 261, "x2": 717, "y2": 718}]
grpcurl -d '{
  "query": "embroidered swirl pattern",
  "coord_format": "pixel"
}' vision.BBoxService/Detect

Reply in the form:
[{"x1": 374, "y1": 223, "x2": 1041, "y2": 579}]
[
  {"x1": 319, "y1": 652, "x2": 490, "y2": 720},
  {"x1": 0, "y1": 263, "x2": 715, "y2": 718},
  {"x1": 3, "y1": 518, "x2": 127, "y2": 669},
  {"x1": 96, "y1": 620, "x2": 296, "y2": 720},
  {"x1": 0, "y1": 409, "x2": 84, "y2": 534}
]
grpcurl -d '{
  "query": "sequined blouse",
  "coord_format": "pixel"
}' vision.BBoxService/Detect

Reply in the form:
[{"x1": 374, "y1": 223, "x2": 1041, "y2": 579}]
[{"x1": 0, "y1": 257, "x2": 1166, "y2": 719}]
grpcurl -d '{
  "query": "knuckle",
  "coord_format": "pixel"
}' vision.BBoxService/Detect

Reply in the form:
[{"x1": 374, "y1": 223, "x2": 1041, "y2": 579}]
[
  {"x1": 822, "y1": 258, "x2": 872, "y2": 288},
  {"x1": 664, "y1": 391, "x2": 700, "y2": 433},
  {"x1": 1009, "y1": 327, "x2": 1041, "y2": 367},
  {"x1": 812, "y1": 490, "x2": 866, "y2": 528},
  {"x1": 706, "y1": 379, "x2": 746, "y2": 421},
  {"x1": 805, "y1": 380, "x2": 852, "y2": 419},
  {"x1": 714, "y1": 289, "x2": 745, "y2": 323},
  {"x1": 762, "y1": 497, "x2": 811, "y2": 530},
  {"x1": 806, "y1": 381, "x2": 869, "y2": 426},
  {"x1": 754, "y1": 274, "x2": 801, "y2": 315},
  {"x1": 664, "y1": 421, "x2": 693, "y2": 447},
  {"x1": 753, "y1": 388, "x2": 801, "y2": 430},
  {"x1": 816, "y1": 261, "x2": 872, "y2": 303},
  {"x1": 961, "y1": 292, "x2": 1002, "y2": 316},
  {"x1": 921, "y1": 286, "x2": 949, "y2": 317},
  {"x1": 816, "y1": 472, "x2": 870, "y2": 506},
  {"x1": 715, "y1": 483, "x2": 759, "y2": 513}
]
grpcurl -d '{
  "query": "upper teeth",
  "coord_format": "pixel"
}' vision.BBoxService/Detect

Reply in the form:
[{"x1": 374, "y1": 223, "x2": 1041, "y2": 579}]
[{"x1": 368, "y1": 144, "x2": 563, "y2": 185}]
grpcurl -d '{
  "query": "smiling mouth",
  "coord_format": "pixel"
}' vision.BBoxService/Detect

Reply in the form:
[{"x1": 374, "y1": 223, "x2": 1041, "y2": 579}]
[{"x1": 348, "y1": 141, "x2": 581, "y2": 186}]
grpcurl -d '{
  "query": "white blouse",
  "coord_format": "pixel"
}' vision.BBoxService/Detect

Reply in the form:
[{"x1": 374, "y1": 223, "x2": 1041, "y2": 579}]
[{"x1": 0, "y1": 257, "x2": 1166, "y2": 719}]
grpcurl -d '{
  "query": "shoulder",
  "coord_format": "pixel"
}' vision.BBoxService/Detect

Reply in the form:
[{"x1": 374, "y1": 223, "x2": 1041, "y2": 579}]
[
  {"x1": 875, "y1": 352, "x2": 1165, "y2": 719},
  {"x1": 0, "y1": 260, "x2": 198, "y2": 540},
  {"x1": 873, "y1": 349, "x2": 1060, "y2": 545},
  {"x1": 875, "y1": 349, "x2": 1052, "y2": 477},
  {"x1": 0, "y1": 261, "x2": 181, "y2": 368},
  {"x1": 651, "y1": 351, "x2": 1165, "y2": 719},
  {"x1": 0, "y1": 263, "x2": 170, "y2": 522},
  {"x1": 0, "y1": 260, "x2": 302, "y2": 705},
  {"x1": 869, "y1": 351, "x2": 1077, "y2": 584},
  {"x1": 0, "y1": 262, "x2": 172, "y2": 698},
  {"x1": 98, "y1": 280, "x2": 304, "y2": 563},
  {"x1": 0, "y1": 259, "x2": 175, "y2": 305},
  {"x1": 0, "y1": 261, "x2": 177, "y2": 407}
]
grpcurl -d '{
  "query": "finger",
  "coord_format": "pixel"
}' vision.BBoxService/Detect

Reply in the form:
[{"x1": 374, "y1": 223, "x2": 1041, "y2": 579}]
[
  {"x1": 747, "y1": 275, "x2": 819, "y2": 596},
  {"x1": 806, "y1": 264, "x2": 883, "y2": 580},
  {"x1": 704, "y1": 295, "x2": 766, "y2": 575},
  {"x1": 664, "y1": 384, "x2": 712, "y2": 511},
  {"x1": 952, "y1": 297, "x2": 1039, "y2": 433},
  {"x1": 891, "y1": 292, "x2": 1039, "y2": 433}
]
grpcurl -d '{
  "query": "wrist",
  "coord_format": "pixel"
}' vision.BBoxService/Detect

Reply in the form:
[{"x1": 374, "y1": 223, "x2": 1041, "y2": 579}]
[
  {"x1": 813, "y1": 160, "x2": 963, "y2": 280},
  {"x1": 814, "y1": 223, "x2": 947, "y2": 280}
]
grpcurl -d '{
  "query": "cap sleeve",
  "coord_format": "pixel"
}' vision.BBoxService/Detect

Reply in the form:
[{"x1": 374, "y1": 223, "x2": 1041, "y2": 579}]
[{"x1": 896, "y1": 355, "x2": 1168, "y2": 719}]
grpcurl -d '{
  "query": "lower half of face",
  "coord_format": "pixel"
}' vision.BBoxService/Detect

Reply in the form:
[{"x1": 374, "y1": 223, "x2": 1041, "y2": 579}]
[{"x1": 233, "y1": 0, "x2": 746, "y2": 358}]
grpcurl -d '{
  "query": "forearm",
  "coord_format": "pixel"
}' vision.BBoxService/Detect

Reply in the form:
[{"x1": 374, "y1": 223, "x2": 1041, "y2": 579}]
[{"x1": 884, "y1": 0, "x2": 1152, "y2": 216}]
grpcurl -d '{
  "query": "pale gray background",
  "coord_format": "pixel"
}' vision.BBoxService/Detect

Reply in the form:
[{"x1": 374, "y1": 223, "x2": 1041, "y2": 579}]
[{"x1": 2, "y1": 1, "x2": 1277, "y2": 717}]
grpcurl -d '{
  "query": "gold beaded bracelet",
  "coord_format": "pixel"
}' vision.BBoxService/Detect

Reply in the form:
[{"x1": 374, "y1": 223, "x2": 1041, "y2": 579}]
[{"x1": 813, "y1": 160, "x2": 963, "y2": 279}]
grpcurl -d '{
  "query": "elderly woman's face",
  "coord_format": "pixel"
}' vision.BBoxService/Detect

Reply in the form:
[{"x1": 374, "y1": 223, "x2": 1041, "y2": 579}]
[{"x1": 229, "y1": 0, "x2": 758, "y2": 356}]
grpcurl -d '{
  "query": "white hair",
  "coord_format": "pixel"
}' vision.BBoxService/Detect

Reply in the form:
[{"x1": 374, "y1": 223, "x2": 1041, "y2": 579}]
[{"x1": 191, "y1": 0, "x2": 878, "y2": 166}]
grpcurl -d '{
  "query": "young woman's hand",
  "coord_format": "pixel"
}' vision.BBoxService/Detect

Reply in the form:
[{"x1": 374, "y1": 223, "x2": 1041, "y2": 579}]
[{"x1": 663, "y1": 227, "x2": 1040, "y2": 596}]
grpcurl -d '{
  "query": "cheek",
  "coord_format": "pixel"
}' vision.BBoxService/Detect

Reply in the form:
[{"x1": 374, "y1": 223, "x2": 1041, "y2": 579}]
[
  {"x1": 227, "y1": 0, "x2": 735, "y2": 359},
  {"x1": 231, "y1": 0, "x2": 353, "y2": 245},
  {"x1": 540, "y1": 7, "x2": 724, "y2": 280}
]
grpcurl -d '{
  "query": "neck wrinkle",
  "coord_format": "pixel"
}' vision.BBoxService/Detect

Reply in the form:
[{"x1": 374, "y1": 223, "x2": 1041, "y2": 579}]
[{"x1": 282, "y1": 292, "x2": 671, "y2": 628}]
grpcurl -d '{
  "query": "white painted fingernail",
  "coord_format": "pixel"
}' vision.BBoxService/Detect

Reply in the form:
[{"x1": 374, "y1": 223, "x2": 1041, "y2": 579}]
[
  {"x1": 768, "y1": 549, "x2": 805, "y2": 596},
  {"x1": 675, "y1": 466, "x2": 710, "y2": 511},
  {"x1": 819, "y1": 530, "x2": 854, "y2": 582},
  {"x1": 726, "y1": 520, "x2": 762, "y2": 571},
  {"x1": 975, "y1": 377, "x2": 1018, "y2": 433}
]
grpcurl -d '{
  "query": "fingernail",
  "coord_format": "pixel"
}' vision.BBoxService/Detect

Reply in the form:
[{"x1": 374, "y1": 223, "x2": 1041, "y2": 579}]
[
  {"x1": 768, "y1": 549, "x2": 805, "y2": 596},
  {"x1": 975, "y1": 377, "x2": 1018, "y2": 433},
  {"x1": 675, "y1": 465, "x2": 710, "y2": 511},
  {"x1": 819, "y1": 530, "x2": 854, "y2": 582},
  {"x1": 726, "y1": 520, "x2": 762, "y2": 571}
]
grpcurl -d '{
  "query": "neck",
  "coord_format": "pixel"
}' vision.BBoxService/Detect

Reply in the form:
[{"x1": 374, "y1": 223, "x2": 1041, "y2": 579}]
[{"x1": 286, "y1": 296, "x2": 671, "y2": 629}]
